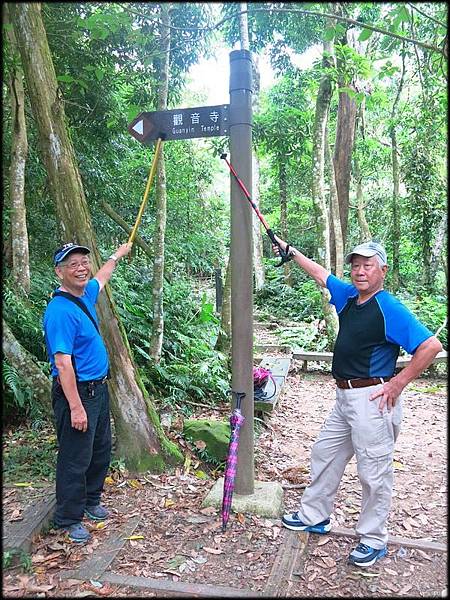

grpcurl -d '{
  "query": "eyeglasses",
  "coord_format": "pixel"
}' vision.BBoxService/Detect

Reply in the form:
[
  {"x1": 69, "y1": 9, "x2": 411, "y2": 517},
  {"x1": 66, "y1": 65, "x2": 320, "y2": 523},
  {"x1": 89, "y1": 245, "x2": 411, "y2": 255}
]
[{"x1": 60, "y1": 259, "x2": 91, "y2": 270}]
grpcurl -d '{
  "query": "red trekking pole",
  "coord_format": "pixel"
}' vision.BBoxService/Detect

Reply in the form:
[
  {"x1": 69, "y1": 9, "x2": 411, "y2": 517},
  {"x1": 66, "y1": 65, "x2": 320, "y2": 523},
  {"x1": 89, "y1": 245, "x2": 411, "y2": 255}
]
[{"x1": 220, "y1": 153, "x2": 292, "y2": 267}]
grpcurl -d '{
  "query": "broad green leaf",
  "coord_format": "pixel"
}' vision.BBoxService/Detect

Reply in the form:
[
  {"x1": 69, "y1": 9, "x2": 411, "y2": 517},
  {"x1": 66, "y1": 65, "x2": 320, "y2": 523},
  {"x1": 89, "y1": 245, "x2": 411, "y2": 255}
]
[
  {"x1": 323, "y1": 27, "x2": 336, "y2": 42},
  {"x1": 358, "y1": 28, "x2": 373, "y2": 42}
]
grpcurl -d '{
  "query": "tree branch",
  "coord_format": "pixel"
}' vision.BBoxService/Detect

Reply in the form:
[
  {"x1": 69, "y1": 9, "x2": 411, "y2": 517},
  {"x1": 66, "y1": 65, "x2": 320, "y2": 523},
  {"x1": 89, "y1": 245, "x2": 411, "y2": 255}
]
[
  {"x1": 406, "y1": 3, "x2": 446, "y2": 27},
  {"x1": 122, "y1": 6, "x2": 446, "y2": 57}
]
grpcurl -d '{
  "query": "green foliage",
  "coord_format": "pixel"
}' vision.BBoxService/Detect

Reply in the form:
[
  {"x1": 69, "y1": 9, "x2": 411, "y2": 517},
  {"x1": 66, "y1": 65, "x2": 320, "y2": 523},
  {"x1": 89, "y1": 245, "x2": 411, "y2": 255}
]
[
  {"x1": 399, "y1": 292, "x2": 448, "y2": 350},
  {"x1": 255, "y1": 263, "x2": 323, "y2": 322},
  {"x1": 277, "y1": 322, "x2": 330, "y2": 353},
  {"x1": 3, "y1": 549, "x2": 33, "y2": 573},
  {"x1": 113, "y1": 267, "x2": 230, "y2": 409},
  {"x1": 3, "y1": 425, "x2": 57, "y2": 482}
]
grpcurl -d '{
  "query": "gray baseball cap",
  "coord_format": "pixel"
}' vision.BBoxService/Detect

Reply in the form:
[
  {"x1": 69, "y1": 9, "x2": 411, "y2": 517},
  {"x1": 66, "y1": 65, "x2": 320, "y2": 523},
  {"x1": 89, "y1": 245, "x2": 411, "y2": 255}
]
[{"x1": 345, "y1": 241, "x2": 387, "y2": 265}]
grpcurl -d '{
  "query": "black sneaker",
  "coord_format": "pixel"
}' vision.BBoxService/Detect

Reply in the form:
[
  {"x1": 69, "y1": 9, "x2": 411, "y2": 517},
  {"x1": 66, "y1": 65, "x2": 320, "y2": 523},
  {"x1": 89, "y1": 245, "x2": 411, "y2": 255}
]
[
  {"x1": 281, "y1": 512, "x2": 331, "y2": 533},
  {"x1": 348, "y1": 543, "x2": 387, "y2": 567}
]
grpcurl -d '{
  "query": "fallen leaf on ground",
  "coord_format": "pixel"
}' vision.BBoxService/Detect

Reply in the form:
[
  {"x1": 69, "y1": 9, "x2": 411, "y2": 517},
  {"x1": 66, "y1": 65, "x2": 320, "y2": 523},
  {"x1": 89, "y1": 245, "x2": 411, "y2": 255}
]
[{"x1": 203, "y1": 546, "x2": 223, "y2": 555}]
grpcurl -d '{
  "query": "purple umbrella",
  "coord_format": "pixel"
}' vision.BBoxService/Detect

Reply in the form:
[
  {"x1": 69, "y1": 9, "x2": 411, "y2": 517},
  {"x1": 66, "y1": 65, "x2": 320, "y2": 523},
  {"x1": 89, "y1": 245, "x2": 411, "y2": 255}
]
[{"x1": 221, "y1": 391, "x2": 246, "y2": 531}]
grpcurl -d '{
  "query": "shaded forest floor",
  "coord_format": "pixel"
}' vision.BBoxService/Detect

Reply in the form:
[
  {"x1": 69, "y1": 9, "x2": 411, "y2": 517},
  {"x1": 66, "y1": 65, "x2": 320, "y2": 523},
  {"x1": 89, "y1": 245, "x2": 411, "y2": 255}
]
[{"x1": 3, "y1": 328, "x2": 447, "y2": 597}]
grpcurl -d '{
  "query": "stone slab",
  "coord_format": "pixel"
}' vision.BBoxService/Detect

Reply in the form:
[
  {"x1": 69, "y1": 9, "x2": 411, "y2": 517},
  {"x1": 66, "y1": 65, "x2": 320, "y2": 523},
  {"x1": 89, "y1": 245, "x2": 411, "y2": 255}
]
[
  {"x1": 254, "y1": 356, "x2": 291, "y2": 413},
  {"x1": 202, "y1": 478, "x2": 283, "y2": 519}
]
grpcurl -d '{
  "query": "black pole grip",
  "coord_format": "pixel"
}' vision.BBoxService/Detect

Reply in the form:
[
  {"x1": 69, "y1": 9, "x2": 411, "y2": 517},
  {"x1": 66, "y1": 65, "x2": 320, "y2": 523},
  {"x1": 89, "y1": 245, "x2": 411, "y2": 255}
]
[{"x1": 267, "y1": 230, "x2": 293, "y2": 267}]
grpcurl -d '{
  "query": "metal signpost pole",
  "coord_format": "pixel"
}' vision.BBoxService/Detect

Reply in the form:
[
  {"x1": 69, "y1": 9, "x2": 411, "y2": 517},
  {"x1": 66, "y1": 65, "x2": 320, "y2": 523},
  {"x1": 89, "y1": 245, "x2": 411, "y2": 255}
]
[{"x1": 229, "y1": 49, "x2": 254, "y2": 495}]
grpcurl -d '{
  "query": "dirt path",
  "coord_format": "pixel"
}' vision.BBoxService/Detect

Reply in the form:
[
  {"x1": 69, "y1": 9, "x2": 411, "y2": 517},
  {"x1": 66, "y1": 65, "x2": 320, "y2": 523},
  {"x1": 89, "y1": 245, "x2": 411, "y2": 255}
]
[{"x1": 3, "y1": 351, "x2": 447, "y2": 597}]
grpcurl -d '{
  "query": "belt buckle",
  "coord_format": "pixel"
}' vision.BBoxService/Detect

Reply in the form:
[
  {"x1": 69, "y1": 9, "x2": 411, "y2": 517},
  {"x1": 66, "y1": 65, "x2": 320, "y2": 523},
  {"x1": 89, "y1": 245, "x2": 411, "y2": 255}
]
[
  {"x1": 347, "y1": 379, "x2": 353, "y2": 389},
  {"x1": 88, "y1": 381, "x2": 95, "y2": 397}
]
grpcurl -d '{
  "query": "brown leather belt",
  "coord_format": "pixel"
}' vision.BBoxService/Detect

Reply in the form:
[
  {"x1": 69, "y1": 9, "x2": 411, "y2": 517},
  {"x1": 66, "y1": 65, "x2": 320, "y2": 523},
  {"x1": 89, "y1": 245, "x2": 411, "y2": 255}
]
[{"x1": 335, "y1": 376, "x2": 392, "y2": 390}]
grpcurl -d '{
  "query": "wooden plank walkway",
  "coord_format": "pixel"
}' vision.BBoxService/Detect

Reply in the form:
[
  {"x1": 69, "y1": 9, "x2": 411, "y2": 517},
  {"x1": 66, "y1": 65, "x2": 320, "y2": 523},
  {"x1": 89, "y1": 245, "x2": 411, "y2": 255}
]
[{"x1": 3, "y1": 487, "x2": 56, "y2": 554}]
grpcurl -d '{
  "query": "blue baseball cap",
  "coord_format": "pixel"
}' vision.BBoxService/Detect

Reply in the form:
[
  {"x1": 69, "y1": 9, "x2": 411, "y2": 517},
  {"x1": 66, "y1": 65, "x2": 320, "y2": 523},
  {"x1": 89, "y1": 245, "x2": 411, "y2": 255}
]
[
  {"x1": 345, "y1": 241, "x2": 387, "y2": 265},
  {"x1": 54, "y1": 242, "x2": 90, "y2": 266}
]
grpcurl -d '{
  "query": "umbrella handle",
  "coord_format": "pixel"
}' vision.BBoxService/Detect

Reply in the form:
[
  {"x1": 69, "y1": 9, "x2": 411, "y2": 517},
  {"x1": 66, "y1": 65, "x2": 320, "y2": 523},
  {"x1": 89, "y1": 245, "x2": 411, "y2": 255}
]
[{"x1": 231, "y1": 391, "x2": 246, "y2": 410}]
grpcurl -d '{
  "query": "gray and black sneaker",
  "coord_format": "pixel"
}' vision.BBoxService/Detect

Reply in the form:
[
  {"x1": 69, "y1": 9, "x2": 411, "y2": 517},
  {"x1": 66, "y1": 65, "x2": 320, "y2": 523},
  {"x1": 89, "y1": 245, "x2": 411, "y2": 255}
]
[
  {"x1": 85, "y1": 505, "x2": 109, "y2": 521},
  {"x1": 65, "y1": 522, "x2": 91, "y2": 543},
  {"x1": 281, "y1": 512, "x2": 331, "y2": 533}
]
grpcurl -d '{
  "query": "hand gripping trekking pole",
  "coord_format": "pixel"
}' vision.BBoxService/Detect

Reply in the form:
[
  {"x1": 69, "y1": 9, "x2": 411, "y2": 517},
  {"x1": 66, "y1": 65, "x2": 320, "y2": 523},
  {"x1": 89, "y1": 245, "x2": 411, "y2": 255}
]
[{"x1": 220, "y1": 153, "x2": 292, "y2": 267}]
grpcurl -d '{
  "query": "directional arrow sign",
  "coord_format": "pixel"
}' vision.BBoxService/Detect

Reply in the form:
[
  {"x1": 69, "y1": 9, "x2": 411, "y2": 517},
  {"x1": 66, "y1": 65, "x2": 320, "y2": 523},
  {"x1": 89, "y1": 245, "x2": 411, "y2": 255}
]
[{"x1": 128, "y1": 104, "x2": 229, "y2": 144}]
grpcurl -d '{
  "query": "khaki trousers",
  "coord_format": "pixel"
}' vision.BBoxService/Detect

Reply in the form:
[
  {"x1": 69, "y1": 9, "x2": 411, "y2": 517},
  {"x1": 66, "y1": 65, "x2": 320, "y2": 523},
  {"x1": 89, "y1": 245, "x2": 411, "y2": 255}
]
[{"x1": 297, "y1": 383, "x2": 403, "y2": 548}]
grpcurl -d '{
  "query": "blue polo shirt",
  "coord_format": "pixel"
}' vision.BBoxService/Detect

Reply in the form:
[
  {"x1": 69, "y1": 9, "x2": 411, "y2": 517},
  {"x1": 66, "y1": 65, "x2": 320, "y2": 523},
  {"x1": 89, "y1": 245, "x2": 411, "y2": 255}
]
[
  {"x1": 43, "y1": 279, "x2": 109, "y2": 381},
  {"x1": 326, "y1": 274, "x2": 433, "y2": 380}
]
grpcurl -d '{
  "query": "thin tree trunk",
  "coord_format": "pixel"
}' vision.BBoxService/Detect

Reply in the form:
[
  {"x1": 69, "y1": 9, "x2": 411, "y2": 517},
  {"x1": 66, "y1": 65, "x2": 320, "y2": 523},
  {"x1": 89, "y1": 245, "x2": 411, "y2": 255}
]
[
  {"x1": 325, "y1": 129, "x2": 343, "y2": 279},
  {"x1": 5, "y1": 4, "x2": 30, "y2": 295},
  {"x1": 149, "y1": 3, "x2": 171, "y2": 363},
  {"x1": 311, "y1": 12, "x2": 339, "y2": 344},
  {"x1": 389, "y1": 49, "x2": 406, "y2": 292},
  {"x1": 3, "y1": 319, "x2": 52, "y2": 417},
  {"x1": 279, "y1": 160, "x2": 292, "y2": 285},
  {"x1": 330, "y1": 5, "x2": 358, "y2": 270},
  {"x1": 430, "y1": 213, "x2": 447, "y2": 285},
  {"x1": 215, "y1": 256, "x2": 231, "y2": 355},
  {"x1": 10, "y1": 2, "x2": 182, "y2": 472},
  {"x1": 239, "y1": 3, "x2": 265, "y2": 290}
]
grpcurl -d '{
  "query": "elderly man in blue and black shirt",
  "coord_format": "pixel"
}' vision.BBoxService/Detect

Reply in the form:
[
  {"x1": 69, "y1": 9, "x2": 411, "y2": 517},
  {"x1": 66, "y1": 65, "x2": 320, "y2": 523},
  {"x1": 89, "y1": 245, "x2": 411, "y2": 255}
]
[{"x1": 273, "y1": 238, "x2": 442, "y2": 567}]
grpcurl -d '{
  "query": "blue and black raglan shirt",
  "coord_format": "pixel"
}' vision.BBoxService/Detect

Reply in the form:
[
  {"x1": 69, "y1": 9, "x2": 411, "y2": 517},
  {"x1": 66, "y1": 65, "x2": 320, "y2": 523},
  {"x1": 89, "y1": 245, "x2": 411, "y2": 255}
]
[
  {"x1": 44, "y1": 279, "x2": 109, "y2": 381},
  {"x1": 326, "y1": 274, "x2": 433, "y2": 380}
]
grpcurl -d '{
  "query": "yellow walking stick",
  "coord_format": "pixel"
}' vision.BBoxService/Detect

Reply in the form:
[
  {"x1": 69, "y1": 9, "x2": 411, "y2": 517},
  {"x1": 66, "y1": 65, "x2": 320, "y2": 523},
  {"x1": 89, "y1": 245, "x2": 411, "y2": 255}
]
[{"x1": 128, "y1": 136, "x2": 164, "y2": 249}]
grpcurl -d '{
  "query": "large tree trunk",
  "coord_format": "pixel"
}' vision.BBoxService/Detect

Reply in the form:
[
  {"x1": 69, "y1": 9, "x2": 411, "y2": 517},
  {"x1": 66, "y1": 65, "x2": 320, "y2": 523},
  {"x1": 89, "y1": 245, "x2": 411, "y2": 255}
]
[
  {"x1": 5, "y1": 4, "x2": 30, "y2": 295},
  {"x1": 149, "y1": 3, "x2": 171, "y2": 363},
  {"x1": 311, "y1": 27, "x2": 339, "y2": 344},
  {"x1": 3, "y1": 319, "x2": 52, "y2": 417},
  {"x1": 239, "y1": 3, "x2": 265, "y2": 290},
  {"x1": 10, "y1": 2, "x2": 182, "y2": 472}
]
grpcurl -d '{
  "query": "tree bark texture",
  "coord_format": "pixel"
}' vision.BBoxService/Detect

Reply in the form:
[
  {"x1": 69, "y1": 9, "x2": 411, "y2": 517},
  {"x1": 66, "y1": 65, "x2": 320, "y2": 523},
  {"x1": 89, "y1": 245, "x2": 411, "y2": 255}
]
[
  {"x1": 311, "y1": 27, "x2": 339, "y2": 343},
  {"x1": 10, "y1": 2, "x2": 182, "y2": 471},
  {"x1": 325, "y1": 129, "x2": 343, "y2": 279},
  {"x1": 353, "y1": 112, "x2": 372, "y2": 243},
  {"x1": 215, "y1": 256, "x2": 231, "y2": 356},
  {"x1": 389, "y1": 52, "x2": 405, "y2": 292},
  {"x1": 279, "y1": 160, "x2": 292, "y2": 285},
  {"x1": 149, "y1": 3, "x2": 171, "y2": 363},
  {"x1": 3, "y1": 319, "x2": 52, "y2": 417},
  {"x1": 430, "y1": 213, "x2": 447, "y2": 285},
  {"x1": 5, "y1": 4, "x2": 31, "y2": 295},
  {"x1": 332, "y1": 90, "x2": 357, "y2": 243}
]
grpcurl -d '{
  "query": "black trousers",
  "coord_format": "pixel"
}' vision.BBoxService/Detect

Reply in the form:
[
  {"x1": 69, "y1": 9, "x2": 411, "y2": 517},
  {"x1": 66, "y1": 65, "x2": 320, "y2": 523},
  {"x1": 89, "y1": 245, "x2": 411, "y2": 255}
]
[{"x1": 52, "y1": 379, "x2": 112, "y2": 527}]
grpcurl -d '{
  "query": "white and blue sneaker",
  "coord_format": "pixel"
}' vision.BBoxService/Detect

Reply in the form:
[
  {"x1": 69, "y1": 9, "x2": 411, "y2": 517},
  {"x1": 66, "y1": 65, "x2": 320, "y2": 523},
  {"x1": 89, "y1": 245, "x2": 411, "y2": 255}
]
[
  {"x1": 282, "y1": 512, "x2": 331, "y2": 533},
  {"x1": 348, "y1": 543, "x2": 387, "y2": 567}
]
